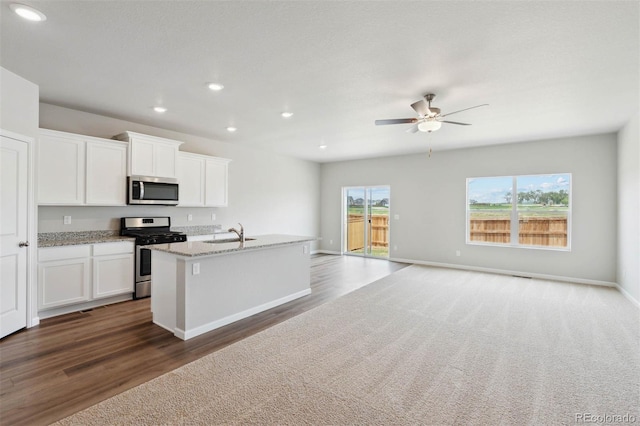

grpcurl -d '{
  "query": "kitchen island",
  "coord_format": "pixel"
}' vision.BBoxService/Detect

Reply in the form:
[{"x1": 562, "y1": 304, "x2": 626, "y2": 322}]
[{"x1": 149, "y1": 235, "x2": 315, "y2": 340}]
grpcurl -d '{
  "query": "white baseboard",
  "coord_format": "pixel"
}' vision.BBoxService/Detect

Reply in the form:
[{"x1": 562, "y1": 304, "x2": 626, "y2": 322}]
[
  {"x1": 389, "y1": 257, "x2": 618, "y2": 288},
  {"x1": 177, "y1": 288, "x2": 312, "y2": 340},
  {"x1": 38, "y1": 294, "x2": 133, "y2": 319},
  {"x1": 28, "y1": 316, "x2": 40, "y2": 328},
  {"x1": 616, "y1": 284, "x2": 640, "y2": 308},
  {"x1": 315, "y1": 249, "x2": 342, "y2": 255}
]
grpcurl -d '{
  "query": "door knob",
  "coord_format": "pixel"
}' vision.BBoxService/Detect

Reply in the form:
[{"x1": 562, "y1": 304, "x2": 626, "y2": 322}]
[{"x1": 18, "y1": 241, "x2": 29, "y2": 247}]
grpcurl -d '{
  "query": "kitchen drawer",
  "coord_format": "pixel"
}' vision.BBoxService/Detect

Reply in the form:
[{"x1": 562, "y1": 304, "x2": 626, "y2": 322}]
[
  {"x1": 93, "y1": 241, "x2": 134, "y2": 256},
  {"x1": 39, "y1": 245, "x2": 91, "y2": 262}
]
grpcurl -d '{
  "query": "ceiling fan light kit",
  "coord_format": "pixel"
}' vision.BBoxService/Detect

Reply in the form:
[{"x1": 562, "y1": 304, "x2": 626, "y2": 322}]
[
  {"x1": 418, "y1": 120, "x2": 442, "y2": 132},
  {"x1": 375, "y1": 93, "x2": 488, "y2": 134}
]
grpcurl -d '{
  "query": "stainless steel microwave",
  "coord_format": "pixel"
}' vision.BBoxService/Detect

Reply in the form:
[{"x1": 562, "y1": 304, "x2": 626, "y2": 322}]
[{"x1": 128, "y1": 176, "x2": 179, "y2": 205}]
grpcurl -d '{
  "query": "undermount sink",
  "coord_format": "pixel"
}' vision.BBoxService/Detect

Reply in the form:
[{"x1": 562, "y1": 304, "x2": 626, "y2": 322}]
[{"x1": 204, "y1": 237, "x2": 256, "y2": 244}]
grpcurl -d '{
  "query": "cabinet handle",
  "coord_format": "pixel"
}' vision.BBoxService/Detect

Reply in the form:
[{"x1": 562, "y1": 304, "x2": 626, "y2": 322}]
[{"x1": 19, "y1": 241, "x2": 30, "y2": 248}]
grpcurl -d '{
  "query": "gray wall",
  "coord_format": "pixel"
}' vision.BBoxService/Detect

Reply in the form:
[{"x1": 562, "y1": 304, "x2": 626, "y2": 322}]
[
  {"x1": 617, "y1": 112, "x2": 640, "y2": 302},
  {"x1": 0, "y1": 67, "x2": 39, "y2": 137},
  {"x1": 320, "y1": 133, "x2": 618, "y2": 284},
  {"x1": 38, "y1": 104, "x2": 320, "y2": 245}
]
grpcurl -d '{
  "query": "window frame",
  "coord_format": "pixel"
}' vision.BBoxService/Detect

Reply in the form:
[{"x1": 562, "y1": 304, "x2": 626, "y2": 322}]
[{"x1": 466, "y1": 174, "x2": 572, "y2": 251}]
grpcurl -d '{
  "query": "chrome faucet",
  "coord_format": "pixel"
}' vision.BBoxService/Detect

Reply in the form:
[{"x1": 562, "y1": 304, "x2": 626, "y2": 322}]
[{"x1": 228, "y1": 223, "x2": 244, "y2": 243}]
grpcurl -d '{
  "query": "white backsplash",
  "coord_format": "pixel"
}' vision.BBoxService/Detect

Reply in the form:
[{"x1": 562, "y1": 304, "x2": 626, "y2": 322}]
[{"x1": 38, "y1": 206, "x2": 222, "y2": 232}]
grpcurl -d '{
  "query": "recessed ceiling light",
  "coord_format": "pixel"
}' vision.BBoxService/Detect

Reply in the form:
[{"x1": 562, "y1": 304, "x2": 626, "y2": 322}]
[
  {"x1": 281, "y1": 112, "x2": 293, "y2": 118},
  {"x1": 226, "y1": 126, "x2": 237, "y2": 132},
  {"x1": 208, "y1": 83, "x2": 224, "y2": 91},
  {"x1": 319, "y1": 145, "x2": 327, "y2": 150},
  {"x1": 10, "y1": 3, "x2": 46, "y2": 21},
  {"x1": 153, "y1": 106, "x2": 167, "y2": 113}
]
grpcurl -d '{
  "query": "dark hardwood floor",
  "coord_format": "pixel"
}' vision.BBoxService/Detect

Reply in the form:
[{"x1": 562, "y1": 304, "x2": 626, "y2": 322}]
[{"x1": 0, "y1": 254, "x2": 408, "y2": 425}]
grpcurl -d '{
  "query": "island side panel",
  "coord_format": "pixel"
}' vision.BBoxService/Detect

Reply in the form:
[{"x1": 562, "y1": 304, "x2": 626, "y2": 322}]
[
  {"x1": 151, "y1": 250, "x2": 179, "y2": 333},
  {"x1": 180, "y1": 242, "x2": 311, "y2": 339}
]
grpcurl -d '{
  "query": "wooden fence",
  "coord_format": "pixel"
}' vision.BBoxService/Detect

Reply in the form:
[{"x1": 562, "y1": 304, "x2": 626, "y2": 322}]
[
  {"x1": 469, "y1": 217, "x2": 567, "y2": 247},
  {"x1": 347, "y1": 214, "x2": 389, "y2": 252}
]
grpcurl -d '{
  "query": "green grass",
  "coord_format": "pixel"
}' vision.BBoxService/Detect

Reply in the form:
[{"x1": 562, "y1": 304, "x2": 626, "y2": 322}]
[
  {"x1": 347, "y1": 206, "x2": 389, "y2": 215},
  {"x1": 348, "y1": 246, "x2": 389, "y2": 257},
  {"x1": 469, "y1": 204, "x2": 568, "y2": 219},
  {"x1": 470, "y1": 204, "x2": 568, "y2": 211}
]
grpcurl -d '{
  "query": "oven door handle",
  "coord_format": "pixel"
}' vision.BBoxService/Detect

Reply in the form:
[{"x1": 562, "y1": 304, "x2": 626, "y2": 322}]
[{"x1": 139, "y1": 181, "x2": 145, "y2": 200}]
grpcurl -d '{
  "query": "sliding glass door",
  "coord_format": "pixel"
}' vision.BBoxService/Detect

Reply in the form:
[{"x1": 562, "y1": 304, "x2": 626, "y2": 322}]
[{"x1": 343, "y1": 186, "x2": 390, "y2": 258}]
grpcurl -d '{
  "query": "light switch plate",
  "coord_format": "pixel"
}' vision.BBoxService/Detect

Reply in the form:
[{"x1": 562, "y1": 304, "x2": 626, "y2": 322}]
[
  {"x1": 63, "y1": 216, "x2": 71, "y2": 225},
  {"x1": 192, "y1": 263, "x2": 200, "y2": 275}
]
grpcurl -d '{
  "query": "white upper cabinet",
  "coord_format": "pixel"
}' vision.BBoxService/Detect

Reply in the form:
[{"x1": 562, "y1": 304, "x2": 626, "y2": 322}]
[
  {"x1": 114, "y1": 132, "x2": 183, "y2": 178},
  {"x1": 205, "y1": 157, "x2": 230, "y2": 207},
  {"x1": 38, "y1": 131, "x2": 85, "y2": 205},
  {"x1": 38, "y1": 129, "x2": 127, "y2": 206},
  {"x1": 85, "y1": 140, "x2": 127, "y2": 205},
  {"x1": 177, "y1": 152, "x2": 231, "y2": 207},
  {"x1": 177, "y1": 152, "x2": 206, "y2": 206}
]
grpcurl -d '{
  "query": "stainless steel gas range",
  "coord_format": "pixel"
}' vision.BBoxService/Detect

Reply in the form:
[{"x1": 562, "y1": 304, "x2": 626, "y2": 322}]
[{"x1": 120, "y1": 217, "x2": 187, "y2": 299}]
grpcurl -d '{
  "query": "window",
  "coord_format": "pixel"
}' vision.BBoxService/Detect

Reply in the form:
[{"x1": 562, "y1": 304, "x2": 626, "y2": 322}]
[{"x1": 467, "y1": 174, "x2": 571, "y2": 249}]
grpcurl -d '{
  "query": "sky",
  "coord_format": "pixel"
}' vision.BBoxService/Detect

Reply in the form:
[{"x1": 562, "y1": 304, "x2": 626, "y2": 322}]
[{"x1": 468, "y1": 174, "x2": 570, "y2": 204}]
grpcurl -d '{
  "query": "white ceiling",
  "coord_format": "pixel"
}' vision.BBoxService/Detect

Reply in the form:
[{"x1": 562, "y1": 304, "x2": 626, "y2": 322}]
[{"x1": 1, "y1": 1, "x2": 638, "y2": 163}]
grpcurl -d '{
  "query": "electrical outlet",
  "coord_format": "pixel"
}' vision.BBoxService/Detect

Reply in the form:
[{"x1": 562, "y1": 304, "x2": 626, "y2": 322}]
[
  {"x1": 188, "y1": 214, "x2": 193, "y2": 221},
  {"x1": 394, "y1": 245, "x2": 398, "y2": 251},
  {"x1": 329, "y1": 239, "x2": 333, "y2": 245},
  {"x1": 303, "y1": 245, "x2": 309, "y2": 254},
  {"x1": 63, "y1": 216, "x2": 71, "y2": 225},
  {"x1": 211, "y1": 213, "x2": 216, "y2": 221},
  {"x1": 192, "y1": 263, "x2": 200, "y2": 275},
  {"x1": 456, "y1": 250, "x2": 461, "y2": 257},
  {"x1": 394, "y1": 214, "x2": 400, "y2": 220}
]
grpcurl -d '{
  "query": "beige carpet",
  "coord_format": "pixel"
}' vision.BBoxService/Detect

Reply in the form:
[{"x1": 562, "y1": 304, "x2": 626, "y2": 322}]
[{"x1": 56, "y1": 265, "x2": 640, "y2": 425}]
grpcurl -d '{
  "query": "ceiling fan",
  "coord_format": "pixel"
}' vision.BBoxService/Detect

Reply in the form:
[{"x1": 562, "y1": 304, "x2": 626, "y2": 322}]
[{"x1": 375, "y1": 93, "x2": 488, "y2": 133}]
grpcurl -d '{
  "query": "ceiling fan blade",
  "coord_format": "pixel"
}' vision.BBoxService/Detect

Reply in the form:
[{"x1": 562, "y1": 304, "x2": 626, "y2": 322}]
[
  {"x1": 440, "y1": 120, "x2": 472, "y2": 126},
  {"x1": 375, "y1": 118, "x2": 418, "y2": 125},
  {"x1": 440, "y1": 104, "x2": 489, "y2": 117},
  {"x1": 410, "y1": 100, "x2": 430, "y2": 117},
  {"x1": 406, "y1": 124, "x2": 419, "y2": 133}
]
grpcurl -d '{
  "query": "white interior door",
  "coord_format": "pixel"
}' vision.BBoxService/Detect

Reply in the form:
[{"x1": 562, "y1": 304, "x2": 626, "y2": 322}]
[{"x1": 1, "y1": 134, "x2": 29, "y2": 338}]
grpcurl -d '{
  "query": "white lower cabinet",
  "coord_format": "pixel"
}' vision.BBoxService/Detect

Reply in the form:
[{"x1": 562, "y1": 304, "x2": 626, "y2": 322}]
[
  {"x1": 92, "y1": 242, "x2": 135, "y2": 299},
  {"x1": 38, "y1": 245, "x2": 91, "y2": 310},
  {"x1": 38, "y1": 242, "x2": 134, "y2": 312}
]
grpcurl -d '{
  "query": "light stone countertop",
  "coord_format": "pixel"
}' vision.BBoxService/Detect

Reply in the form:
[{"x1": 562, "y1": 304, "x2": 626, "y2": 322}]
[
  {"x1": 38, "y1": 231, "x2": 135, "y2": 248},
  {"x1": 170, "y1": 225, "x2": 223, "y2": 236},
  {"x1": 148, "y1": 234, "x2": 316, "y2": 258}
]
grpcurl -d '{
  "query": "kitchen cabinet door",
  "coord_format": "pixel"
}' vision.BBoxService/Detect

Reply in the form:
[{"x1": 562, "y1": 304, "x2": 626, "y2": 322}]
[
  {"x1": 155, "y1": 143, "x2": 179, "y2": 178},
  {"x1": 205, "y1": 158, "x2": 230, "y2": 207},
  {"x1": 38, "y1": 131, "x2": 85, "y2": 205},
  {"x1": 93, "y1": 253, "x2": 134, "y2": 299},
  {"x1": 114, "y1": 132, "x2": 183, "y2": 178},
  {"x1": 38, "y1": 246, "x2": 91, "y2": 310},
  {"x1": 86, "y1": 140, "x2": 127, "y2": 205},
  {"x1": 130, "y1": 138, "x2": 155, "y2": 176},
  {"x1": 177, "y1": 153, "x2": 205, "y2": 206}
]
